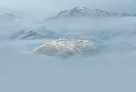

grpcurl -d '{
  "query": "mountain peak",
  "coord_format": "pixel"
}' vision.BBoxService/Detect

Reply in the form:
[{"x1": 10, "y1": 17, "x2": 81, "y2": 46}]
[
  {"x1": 45, "y1": 7, "x2": 136, "y2": 21},
  {"x1": 72, "y1": 7, "x2": 88, "y2": 10},
  {"x1": 46, "y1": 7, "x2": 119, "y2": 20}
]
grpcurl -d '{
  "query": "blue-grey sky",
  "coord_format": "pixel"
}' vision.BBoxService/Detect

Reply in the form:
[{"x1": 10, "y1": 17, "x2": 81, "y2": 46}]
[{"x1": 0, "y1": 0, "x2": 136, "y2": 21}]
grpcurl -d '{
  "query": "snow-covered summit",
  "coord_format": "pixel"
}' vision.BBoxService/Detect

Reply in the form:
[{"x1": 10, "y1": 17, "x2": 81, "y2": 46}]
[
  {"x1": 46, "y1": 7, "x2": 120, "y2": 20},
  {"x1": 58, "y1": 7, "x2": 118, "y2": 17},
  {"x1": 46, "y1": 7, "x2": 136, "y2": 20}
]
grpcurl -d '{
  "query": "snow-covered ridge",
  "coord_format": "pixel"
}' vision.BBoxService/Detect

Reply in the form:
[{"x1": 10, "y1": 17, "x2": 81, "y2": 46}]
[
  {"x1": 0, "y1": 11, "x2": 34, "y2": 40},
  {"x1": 33, "y1": 38, "x2": 96, "y2": 57},
  {"x1": 57, "y1": 7, "x2": 118, "y2": 17},
  {"x1": 46, "y1": 7, "x2": 136, "y2": 20},
  {"x1": 11, "y1": 26, "x2": 59, "y2": 39}
]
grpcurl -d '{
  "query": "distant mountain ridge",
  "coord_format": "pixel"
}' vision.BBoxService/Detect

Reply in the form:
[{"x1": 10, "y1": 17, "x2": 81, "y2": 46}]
[
  {"x1": 11, "y1": 26, "x2": 60, "y2": 39},
  {"x1": 46, "y1": 7, "x2": 136, "y2": 20},
  {"x1": 8, "y1": 7, "x2": 136, "y2": 40},
  {"x1": 0, "y1": 11, "x2": 22, "y2": 21},
  {"x1": 0, "y1": 11, "x2": 33, "y2": 40}
]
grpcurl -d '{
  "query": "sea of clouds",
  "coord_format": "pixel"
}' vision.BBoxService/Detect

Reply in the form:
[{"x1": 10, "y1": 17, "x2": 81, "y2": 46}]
[{"x1": 0, "y1": 16, "x2": 136, "y2": 92}]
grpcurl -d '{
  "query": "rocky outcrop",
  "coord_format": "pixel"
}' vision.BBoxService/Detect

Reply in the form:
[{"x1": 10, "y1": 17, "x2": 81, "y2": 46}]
[{"x1": 33, "y1": 38, "x2": 96, "y2": 57}]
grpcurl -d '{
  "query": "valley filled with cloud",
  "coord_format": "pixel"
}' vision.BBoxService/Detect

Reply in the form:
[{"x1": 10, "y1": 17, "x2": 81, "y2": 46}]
[{"x1": 0, "y1": 1, "x2": 136, "y2": 92}]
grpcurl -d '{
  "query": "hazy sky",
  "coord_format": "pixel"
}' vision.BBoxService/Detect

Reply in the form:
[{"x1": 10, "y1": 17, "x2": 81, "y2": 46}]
[{"x1": 0, "y1": 0, "x2": 136, "y2": 21}]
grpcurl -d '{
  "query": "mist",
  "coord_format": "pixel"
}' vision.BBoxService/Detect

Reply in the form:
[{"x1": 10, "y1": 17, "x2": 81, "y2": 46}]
[
  {"x1": 1, "y1": 16, "x2": 136, "y2": 92},
  {"x1": 1, "y1": 38, "x2": 136, "y2": 92},
  {"x1": 1, "y1": 1, "x2": 136, "y2": 92}
]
